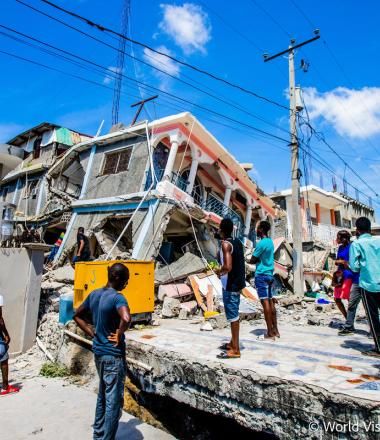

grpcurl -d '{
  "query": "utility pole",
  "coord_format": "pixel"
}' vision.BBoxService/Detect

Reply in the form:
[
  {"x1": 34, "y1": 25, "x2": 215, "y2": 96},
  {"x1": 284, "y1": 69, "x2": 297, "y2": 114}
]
[{"x1": 264, "y1": 32, "x2": 320, "y2": 297}]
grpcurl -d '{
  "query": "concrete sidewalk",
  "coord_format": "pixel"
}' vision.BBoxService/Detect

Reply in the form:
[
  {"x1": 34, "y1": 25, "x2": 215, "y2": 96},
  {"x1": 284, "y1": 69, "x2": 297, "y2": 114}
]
[
  {"x1": 126, "y1": 319, "x2": 380, "y2": 401},
  {"x1": 0, "y1": 376, "x2": 174, "y2": 440}
]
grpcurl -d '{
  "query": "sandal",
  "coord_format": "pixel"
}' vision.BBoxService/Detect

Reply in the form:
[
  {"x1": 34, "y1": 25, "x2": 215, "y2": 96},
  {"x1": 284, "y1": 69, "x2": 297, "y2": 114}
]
[
  {"x1": 218, "y1": 343, "x2": 232, "y2": 350},
  {"x1": 217, "y1": 350, "x2": 241, "y2": 359},
  {"x1": 0, "y1": 385, "x2": 20, "y2": 396},
  {"x1": 362, "y1": 350, "x2": 380, "y2": 358}
]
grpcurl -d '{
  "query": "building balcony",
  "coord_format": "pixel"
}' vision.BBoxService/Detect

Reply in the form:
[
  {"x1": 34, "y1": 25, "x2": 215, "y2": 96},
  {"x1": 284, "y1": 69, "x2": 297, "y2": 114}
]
[
  {"x1": 286, "y1": 222, "x2": 343, "y2": 246},
  {"x1": 150, "y1": 170, "x2": 246, "y2": 238},
  {"x1": 202, "y1": 194, "x2": 244, "y2": 238}
]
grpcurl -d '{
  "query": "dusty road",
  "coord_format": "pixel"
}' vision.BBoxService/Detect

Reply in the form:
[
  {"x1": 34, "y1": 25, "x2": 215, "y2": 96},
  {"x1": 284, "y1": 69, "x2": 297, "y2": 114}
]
[{"x1": 0, "y1": 376, "x2": 174, "y2": 440}]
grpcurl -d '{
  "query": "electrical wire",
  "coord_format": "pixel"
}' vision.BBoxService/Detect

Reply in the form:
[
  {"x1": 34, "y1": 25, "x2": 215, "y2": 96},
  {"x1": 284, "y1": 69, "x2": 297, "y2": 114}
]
[
  {"x1": 35, "y1": 0, "x2": 292, "y2": 112},
  {"x1": 12, "y1": 0, "x2": 293, "y2": 137},
  {"x1": 1, "y1": 20, "x2": 377, "y2": 206},
  {"x1": 287, "y1": 0, "x2": 380, "y2": 157},
  {"x1": 0, "y1": 24, "x2": 292, "y2": 145},
  {"x1": 2, "y1": 45, "x2": 376, "y2": 207}
]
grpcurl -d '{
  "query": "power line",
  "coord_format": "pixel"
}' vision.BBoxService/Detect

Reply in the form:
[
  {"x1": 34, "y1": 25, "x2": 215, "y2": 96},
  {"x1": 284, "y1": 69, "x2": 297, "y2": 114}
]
[
  {"x1": 2, "y1": 44, "x2": 376, "y2": 206},
  {"x1": 4, "y1": 5, "x2": 378, "y2": 205},
  {"x1": 248, "y1": 0, "x2": 292, "y2": 39},
  {"x1": 303, "y1": 120, "x2": 379, "y2": 197},
  {"x1": 0, "y1": 22, "x2": 292, "y2": 146},
  {"x1": 13, "y1": 0, "x2": 292, "y2": 137},
  {"x1": 35, "y1": 0, "x2": 291, "y2": 112},
  {"x1": 288, "y1": 0, "x2": 380, "y2": 157}
]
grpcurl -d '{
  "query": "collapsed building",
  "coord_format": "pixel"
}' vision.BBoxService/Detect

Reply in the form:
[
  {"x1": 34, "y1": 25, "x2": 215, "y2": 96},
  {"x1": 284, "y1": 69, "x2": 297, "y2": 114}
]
[
  {"x1": 42, "y1": 112, "x2": 282, "y2": 266},
  {"x1": 0, "y1": 122, "x2": 92, "y2": 243}
]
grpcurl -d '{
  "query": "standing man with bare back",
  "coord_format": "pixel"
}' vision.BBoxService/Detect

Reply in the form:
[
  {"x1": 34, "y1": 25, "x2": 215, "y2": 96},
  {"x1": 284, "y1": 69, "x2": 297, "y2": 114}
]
[{"x1": 216, "y1": 218, "x2": 246, "y2": 359}]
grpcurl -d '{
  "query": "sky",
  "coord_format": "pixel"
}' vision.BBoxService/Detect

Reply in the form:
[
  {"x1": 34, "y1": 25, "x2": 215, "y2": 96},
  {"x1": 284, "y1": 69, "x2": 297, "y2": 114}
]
[{"x1": 1, "y1": 0, "x2": 380, "y2": 216}]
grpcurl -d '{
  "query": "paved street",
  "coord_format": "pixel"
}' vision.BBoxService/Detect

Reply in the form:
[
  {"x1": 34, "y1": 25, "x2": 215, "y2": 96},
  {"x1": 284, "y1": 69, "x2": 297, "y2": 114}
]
[
  {"x1": 127, "y1": 319, "x2": 380, "y2": 401},
  {"x1": 0, "y1": 376, "x2": 174, "y2": 440}
]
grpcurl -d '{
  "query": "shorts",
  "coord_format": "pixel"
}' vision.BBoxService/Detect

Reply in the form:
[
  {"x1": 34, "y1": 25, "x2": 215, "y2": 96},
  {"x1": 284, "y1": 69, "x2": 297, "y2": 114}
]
[
  {"x1": 0, "y1": 341, "x2": 9, "y2": 363},
  {"x1": 334, "y1": 278, "x2": 353, "y2": 300},
  {"x1": 255, "y1": 274, "x2": 274, "y2": 300},
  {"x1": 222, "y1": 289, "x2": 241, "y2": 322}
]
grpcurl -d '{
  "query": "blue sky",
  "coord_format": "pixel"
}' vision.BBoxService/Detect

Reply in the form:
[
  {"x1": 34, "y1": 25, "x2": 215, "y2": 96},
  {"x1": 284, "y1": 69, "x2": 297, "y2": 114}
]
[{"x1": 1, "y1": 0, "x2": 380, "y2": 215}]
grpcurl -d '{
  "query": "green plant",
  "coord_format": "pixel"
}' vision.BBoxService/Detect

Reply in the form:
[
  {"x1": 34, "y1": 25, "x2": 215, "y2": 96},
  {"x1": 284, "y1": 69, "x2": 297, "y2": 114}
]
[
  {"x1": 207, "y1": 260, "x2": 220, "y2": 271},
  {"x1": 40, "y1": 362, "x2": 69, "y2": 378}
]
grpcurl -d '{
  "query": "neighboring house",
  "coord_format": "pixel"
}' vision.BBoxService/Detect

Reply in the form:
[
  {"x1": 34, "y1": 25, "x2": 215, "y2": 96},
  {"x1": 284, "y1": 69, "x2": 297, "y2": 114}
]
[
  {"x1": 336, "y1": 193, "x2": 376, "y2": 228},
  {"x1": 50, "y1": 112, "x2": 280, "y2": 263},
  {"x1": 0, "y1": 143, "x2": 24, "y2": 180},
  {"x1": 0, "y1": 123, "x2": 92, "y2": 242},
  {"x1": 270, "y1": 185, "x2": 375, "y2": 246}
]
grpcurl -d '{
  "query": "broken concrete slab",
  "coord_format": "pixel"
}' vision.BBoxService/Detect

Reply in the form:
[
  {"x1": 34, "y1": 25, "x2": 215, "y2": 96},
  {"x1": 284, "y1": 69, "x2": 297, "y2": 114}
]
[
  {"x1": 157, "y1": 283, "x2": 193, "y2": 301},
  {"x1": 125, "y1": 320, "x2": 380, "y2": 439},
  {"x1": 48, "y1": 265, "x2": 75, "y2": 284},
  {"x1": 155, "y1": 252, "x2": 205, "y2": 285},
  {"x1": 161, "y1": 297, "x2": 181, "y2": 319},
  {"x1": 179, "y1": 300, "x2": 198, "y2": 315},
  {"x1": 208, "y1": 313, "x2": 228, "y2": 330},
  {"x1": 41, "y1": 280, "x2": 66, "y2": 291},
  {"x1": 178, "y1": 309, "x2": 188, "y2": 320},
  {"x1": 277, "y1": 296, "x2": 303, "y2": 308},
  {"x1": 307, "y1": 315, "x2": 321, "y2": 326}
]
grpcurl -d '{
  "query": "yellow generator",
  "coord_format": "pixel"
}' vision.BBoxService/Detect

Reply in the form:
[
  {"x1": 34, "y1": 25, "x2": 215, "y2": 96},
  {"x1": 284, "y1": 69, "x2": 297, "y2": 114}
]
[{"x1": 73, "y1": 260, "x2": 154, "y2": 322}]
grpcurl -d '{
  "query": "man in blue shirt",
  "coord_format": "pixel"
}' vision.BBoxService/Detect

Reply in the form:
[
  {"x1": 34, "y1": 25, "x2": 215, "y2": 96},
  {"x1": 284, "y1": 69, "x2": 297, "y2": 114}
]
[
  {"x1": 74, "y1": 263, "x2": 131, "y2": 440},
  {"x1": 250, "y1": 220, "x2": 279, "y2": 340},
  {"x1": 349, "y1": 217, "x2": 380, "y2": 356}
]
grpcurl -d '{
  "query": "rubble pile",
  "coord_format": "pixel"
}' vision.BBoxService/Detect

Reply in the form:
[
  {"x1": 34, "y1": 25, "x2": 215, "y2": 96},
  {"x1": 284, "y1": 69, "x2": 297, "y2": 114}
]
[
  {"x1": 37, "y1": 265, "x2": 75, "y2": 358},
  {"x1": 37, "y1": 313, "x2": 63, "y2": 357}
]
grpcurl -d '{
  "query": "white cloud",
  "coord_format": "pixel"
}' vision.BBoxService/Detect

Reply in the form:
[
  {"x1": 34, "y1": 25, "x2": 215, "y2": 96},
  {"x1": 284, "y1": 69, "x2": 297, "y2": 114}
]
[
  {"x1": 159, "y1": 3, "x2": 211, "y2": 54},
  {"x1": 143, "y1": 46, "x2": 180, "y2": 77},
  {"x1": 103, "y1": 66, "x2": 122, "y2": 85},
  {"x1": 302, "y1": 86, "x2": 380, "y2": 140}
]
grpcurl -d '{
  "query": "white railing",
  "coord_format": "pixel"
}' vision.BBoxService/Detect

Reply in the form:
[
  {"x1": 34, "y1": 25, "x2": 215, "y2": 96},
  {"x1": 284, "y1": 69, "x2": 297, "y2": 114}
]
[{"x1": 286, "y1": 223, "x2": 344, "y2": 246}]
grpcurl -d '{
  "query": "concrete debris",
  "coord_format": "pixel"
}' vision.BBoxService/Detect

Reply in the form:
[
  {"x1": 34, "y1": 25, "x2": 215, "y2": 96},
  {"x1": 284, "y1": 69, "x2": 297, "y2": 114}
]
[
  {"x1": 307, "y1": 316, "x2": 321, "y2": 326},
  {"x1": 178, "y1": 309, "x2": 188, "y2": 320},
  {"x1": 207, "y1": 313, "x2": 228, "y2": 330},
  {"x1": 277, "y1": 296, "x2": 303, "y2": 308},
  {"x1": 41, "y1": 280, "x2": 66, "y2": 291},
  {"x1": 161, "y1": 297, "x2": 181, "y2": 319},
  {"x1": 315, "y1": 302, "x2": 334, "y2": 313},
  {"x1": 45, "y1": 265, "x2": 75, "y2": 285},
  {"x1": 179, "y1": 300, "x2": 198, "y2": 315},
  {"x1": 155, "y1": 252, "x2": 205, "y2": 285},
  {"x1": 200, "y1": 321, "x2": 213, "y2": 331},
  {"x1": 158, "y1": 283, "x2": 193, "y2": 301},
  {"x1": 37, "y1": 312, "x2": 63, "y2": 357}
]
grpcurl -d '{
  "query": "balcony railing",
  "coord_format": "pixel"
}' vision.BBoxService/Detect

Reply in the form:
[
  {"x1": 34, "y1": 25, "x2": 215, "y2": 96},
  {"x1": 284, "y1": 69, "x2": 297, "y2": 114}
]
[
  {"x1": 285, "y1": 222, "x2": 343, "y2": 246},
  {"x1": 145, "y1": 172, "x2": 245, "y2": 239},
  {"x1": 171, "y1": 171, "x2": 188, "y2": 193},
  {"x1": 145, "y1": 169, "x2": 188, "y2": 192},
  {"x1": 203, "y1": 194, "x2": 244, "y2": 239}
]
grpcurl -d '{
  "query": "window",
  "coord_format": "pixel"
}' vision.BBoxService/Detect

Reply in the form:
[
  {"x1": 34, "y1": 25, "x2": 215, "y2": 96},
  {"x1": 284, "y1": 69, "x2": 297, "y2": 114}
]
[
  {"x1": 2, "y1": 187, "x2": 8, "y2": 202},
  {"x1": 33, "y1": 137, "x2": 42, "y2": 159},
  {"x1": 102, "y1": 148, "x2": 132, "y2": 175},
  {"x1": 25, "y1": 180, "x2": 39, "y2": 199},
  {"x1": 343, "y1": 218, "x2": 352, "y2": 229}
]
